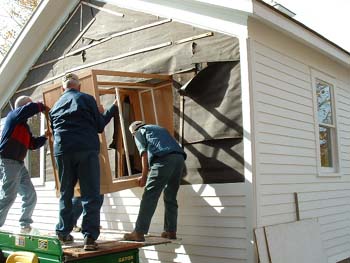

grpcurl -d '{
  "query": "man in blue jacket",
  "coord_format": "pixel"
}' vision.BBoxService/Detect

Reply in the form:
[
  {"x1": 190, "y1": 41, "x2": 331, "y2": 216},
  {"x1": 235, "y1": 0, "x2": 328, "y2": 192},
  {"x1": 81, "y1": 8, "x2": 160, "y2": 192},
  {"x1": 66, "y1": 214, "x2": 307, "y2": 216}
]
[
  {"x1": 124, "y1": 121, "x2": 186, "y2": 242},
  {"x1": 0, "y1": 96, "x2": 47, "y2": 233},
  {"x1": 49, "y1": 73, "x2": 117, "y2": 251}
]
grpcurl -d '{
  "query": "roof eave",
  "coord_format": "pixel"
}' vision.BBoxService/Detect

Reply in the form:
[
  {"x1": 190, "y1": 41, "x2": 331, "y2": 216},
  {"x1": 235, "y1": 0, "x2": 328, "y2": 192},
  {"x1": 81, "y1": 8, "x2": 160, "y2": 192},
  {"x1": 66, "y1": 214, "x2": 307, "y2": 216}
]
[
  {"x1": 0, "y1": 0, "x2": 79, "y2": 110},
  {"x1": 252, "y1": 0, "x2": 350, "y2": 67}
]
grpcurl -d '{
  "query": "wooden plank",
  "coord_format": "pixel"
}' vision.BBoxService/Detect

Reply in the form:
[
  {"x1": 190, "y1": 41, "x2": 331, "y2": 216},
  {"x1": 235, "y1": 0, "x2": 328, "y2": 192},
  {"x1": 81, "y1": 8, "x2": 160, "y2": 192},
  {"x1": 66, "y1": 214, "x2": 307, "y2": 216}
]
[
  {"x1": 92, "y1": 69, "x2": 172, "y2": 80},
  {"x1": 45, "y1": 3, "x2": 81, "y2": 51},
  {"x1": 97, "y1": 81, "x2": 156, "y2": 88},
  {"x1": 254, "y1": 228, "x2": 270, "y2": 263},
  {"x1": 42, "y1": 85, "x2": 62, "y2": 197},
  {"x1": 81, "y1": 1, "x2": 124, "y2": 17},
  {"x1": 68, "y1": 17, "x2": 96, "y2": 52},
  {"x1": 19, "y1": 42, "x2": 172, "y2": 93},
  {"x1": 108, "y1": 177, "x2": 139, "y2": 192},
  {"x1": 139, "y1": 85, "x2": 174, "y2": 134},
  {"x1": 264, "y1": 219, "x2": 327, "y2": 263},
  {"x1": 174, "y1": 32, "x2": 214, "y2": 45},
  {"x1": 294, "y1": 192, "x2": 300, "y2": 221},
  {"x1": 87, "y1": 73, "x2": 114, "y2": 193},
  {"x1": 33, "y1": 19, "x2": 172, "y2": 70},
  {"x1": 63, "y1": 237, "x2": 170, "y2": 259},
  {"x1": 63, "y1": 241, "x2": 142, "y2": 258}
]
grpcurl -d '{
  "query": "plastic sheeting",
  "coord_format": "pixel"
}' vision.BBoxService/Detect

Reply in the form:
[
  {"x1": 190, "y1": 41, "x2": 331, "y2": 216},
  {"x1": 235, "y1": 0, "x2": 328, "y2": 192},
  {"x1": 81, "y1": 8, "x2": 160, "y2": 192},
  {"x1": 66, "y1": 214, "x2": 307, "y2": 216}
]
[{"x1": 9, "y1": 1, "x2": 243, "y2": 184}]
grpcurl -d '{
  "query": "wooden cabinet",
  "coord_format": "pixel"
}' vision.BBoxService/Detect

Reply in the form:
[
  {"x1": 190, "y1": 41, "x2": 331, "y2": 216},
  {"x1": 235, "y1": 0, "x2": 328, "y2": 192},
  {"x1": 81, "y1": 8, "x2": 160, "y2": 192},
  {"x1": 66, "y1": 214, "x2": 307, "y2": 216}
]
[{"x1": 42, "y1": 69, "x2": 173, "y2": 195}]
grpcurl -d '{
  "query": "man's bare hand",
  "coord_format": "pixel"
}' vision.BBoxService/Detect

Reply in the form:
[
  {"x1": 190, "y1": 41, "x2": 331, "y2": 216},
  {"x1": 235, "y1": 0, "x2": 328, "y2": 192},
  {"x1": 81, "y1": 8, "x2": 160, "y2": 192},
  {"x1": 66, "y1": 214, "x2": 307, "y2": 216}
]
[
  {"x1": 44, "y1": 129, "x2": 51, "y2": 137},
  {"x1": 98, "y1": 105, "x2": 104, "y2": 113},
  {"x1": 138, "y1": 176, "x2": 147, "y2": 187}
]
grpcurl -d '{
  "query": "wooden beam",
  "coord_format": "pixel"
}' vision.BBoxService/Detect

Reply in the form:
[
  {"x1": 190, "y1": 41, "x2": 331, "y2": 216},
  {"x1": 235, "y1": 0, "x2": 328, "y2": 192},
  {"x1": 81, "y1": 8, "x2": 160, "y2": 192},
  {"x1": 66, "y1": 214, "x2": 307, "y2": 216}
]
[
  {"x1": 68, "y1": 17, "x2": 96, "y2": 52},
  {"x1": 46, "y1": 3, "x2": 81, "y2": 51},
  {"x1": 174, "y1": 32, "x2": 214, "y2": 45},
  {"x1": 92, "y1": 69, "x2": 172, "y2": 80},
  {"x1": 17, "y1": 42, "x2": 172, "y2": 94},
  {"x1": 294, "y1": 192, "x2": 300, "y2": 221},
  {"x1": 155, "y1": 80, "x2": 173, "y2": 88},
  {"x1": 81, "y1": 1, "x2": 124, "y2": 17},
  {"x1": 32, "y1": 19, "x2": 171, "y2": 70},
  {"x1": 97, "y1": 81, "x2": 156, "y2": 88}
]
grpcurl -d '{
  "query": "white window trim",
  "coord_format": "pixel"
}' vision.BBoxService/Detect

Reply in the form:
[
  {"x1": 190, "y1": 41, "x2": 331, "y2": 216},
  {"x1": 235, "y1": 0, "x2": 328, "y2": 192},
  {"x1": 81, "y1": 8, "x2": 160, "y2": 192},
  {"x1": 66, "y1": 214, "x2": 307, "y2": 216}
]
[{"x1": 311, "y1": 68, "x2": 341, "y2": 177}]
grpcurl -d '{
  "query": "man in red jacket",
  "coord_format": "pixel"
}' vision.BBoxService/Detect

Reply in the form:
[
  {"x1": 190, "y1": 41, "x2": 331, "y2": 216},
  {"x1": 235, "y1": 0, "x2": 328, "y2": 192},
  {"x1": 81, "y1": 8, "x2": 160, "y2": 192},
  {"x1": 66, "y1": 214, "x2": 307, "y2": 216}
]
[{"x1": 0, "y1": 96, "x2": 47, "y2": 233}]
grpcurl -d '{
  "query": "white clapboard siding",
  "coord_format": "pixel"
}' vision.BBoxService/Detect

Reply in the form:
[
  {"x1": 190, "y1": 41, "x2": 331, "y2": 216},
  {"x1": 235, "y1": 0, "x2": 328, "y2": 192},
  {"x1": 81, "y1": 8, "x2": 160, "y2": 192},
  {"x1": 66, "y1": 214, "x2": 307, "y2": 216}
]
[
  {"x1": 252, "y1": 39, "x2": 350, "y2": 263},
  {"x1": 4, "y1": 181, "x2": 250, "y2": 263},
  {"x1": 298, "y1": 191, "x2": 350, "y2": 262},
  {"x1": 106, "y1": 184, "x2": 250, "y2": 263}
]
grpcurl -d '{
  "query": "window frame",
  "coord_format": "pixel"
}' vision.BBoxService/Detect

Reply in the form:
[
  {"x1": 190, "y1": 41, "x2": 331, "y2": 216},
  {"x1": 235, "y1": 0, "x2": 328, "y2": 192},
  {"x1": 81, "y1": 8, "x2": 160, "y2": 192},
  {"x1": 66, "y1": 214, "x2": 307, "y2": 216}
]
[{"x1": 311, "y1": 69, "x2": 341, "y2": 176}]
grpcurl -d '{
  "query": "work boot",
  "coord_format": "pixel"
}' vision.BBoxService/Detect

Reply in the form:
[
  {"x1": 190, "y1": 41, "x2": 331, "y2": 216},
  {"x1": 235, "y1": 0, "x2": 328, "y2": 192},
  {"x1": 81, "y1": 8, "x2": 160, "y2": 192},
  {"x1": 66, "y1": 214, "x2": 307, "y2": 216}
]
[
  {"x1": 72, "y1": 225, "x2": 81, "y2": 232},
  {"x1": 84, "y1": 237, "x2": 98, "y2": 251},
  {"x1": 57, "y1": 234, "x2": 74, "y2": 245},
  {"x1": 123, "y1": 231, "x2": 145, "y2": 242},
  {"x1": 20, "y1": 226, "x2": 32, "y2": 234},
  {"x1": 161, "y1": 231, "x2": 177, "y2": 240}
]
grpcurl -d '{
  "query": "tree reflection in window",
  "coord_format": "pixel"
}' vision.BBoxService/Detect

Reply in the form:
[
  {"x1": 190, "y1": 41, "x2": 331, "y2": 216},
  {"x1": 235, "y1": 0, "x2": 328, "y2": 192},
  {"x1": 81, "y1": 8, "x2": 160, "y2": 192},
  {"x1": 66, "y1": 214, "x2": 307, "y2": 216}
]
[
  {"x1": 316, "y1": 79, "x2": 334, "y2": 168},
  {"x1": 317, "y1": 80, "x2": 333, "y2": 125},
  {"x1": 319, "y1": 126, "x2": 332, "y2": 167}
]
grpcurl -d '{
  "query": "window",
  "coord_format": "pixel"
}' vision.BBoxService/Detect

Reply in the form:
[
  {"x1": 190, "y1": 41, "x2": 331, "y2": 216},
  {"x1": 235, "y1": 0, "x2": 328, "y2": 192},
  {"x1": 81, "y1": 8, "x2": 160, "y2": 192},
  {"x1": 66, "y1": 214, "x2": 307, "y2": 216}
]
[
  {"x1": 26, "y1": 113, "x2": 46, "y2": 185},
  {"x1": 312, "y1": 70, "x2": 340, "y2": 175}
]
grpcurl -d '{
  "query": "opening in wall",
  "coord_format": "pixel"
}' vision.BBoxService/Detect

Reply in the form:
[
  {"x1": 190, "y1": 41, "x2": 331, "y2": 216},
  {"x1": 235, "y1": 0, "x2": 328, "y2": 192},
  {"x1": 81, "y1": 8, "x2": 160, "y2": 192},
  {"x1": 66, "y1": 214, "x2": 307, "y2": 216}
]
[{"x1": 26, "y1": 113, "x2": 46, "y2": 185}]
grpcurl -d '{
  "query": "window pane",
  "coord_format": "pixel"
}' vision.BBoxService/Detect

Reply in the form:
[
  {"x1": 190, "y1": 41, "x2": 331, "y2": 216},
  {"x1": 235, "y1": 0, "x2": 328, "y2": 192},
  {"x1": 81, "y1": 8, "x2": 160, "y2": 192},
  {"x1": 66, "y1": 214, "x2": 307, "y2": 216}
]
[
  {"x1": 27, "y1": 115, "x2": 41, "y2": 178},
  {"x1": 316, "y1": 80, "x2": 333, "y2": 125},
  {"x1": 319, "y1": 126, "x2": 333, "y2": 167}
]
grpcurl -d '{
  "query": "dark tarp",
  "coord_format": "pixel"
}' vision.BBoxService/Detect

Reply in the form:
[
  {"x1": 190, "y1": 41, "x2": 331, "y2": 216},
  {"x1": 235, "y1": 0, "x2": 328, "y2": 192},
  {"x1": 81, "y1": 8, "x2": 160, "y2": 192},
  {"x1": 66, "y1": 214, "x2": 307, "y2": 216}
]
[
  {"x1": 7, "y1": 0, "x2": 243, "y2": 184},
  {"x1": 174, "y1": 62, "x2": 244, "y2": 184}
]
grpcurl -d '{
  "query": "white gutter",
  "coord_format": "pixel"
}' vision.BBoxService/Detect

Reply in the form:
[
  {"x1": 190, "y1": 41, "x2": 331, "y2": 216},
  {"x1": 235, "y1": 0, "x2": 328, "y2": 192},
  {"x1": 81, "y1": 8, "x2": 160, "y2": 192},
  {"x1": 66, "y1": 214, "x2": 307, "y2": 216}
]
[
  {"x1": 252, "y1": 0, "x2": 350, "y2": 66},
  {"x1": 0, "y1": 0, "x2": 79, "y2": 110}
]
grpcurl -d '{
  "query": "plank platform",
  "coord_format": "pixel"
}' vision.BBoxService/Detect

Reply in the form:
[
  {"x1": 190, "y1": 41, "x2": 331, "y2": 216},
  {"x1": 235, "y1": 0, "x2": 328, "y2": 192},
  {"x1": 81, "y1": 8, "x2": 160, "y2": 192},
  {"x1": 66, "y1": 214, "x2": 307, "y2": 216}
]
[
  {"x1": 63, "y1": 241, "x2": 142, "y2": 259},
  {"x1": 62, "y1": 235, "x2": 172, "y2": 259}
]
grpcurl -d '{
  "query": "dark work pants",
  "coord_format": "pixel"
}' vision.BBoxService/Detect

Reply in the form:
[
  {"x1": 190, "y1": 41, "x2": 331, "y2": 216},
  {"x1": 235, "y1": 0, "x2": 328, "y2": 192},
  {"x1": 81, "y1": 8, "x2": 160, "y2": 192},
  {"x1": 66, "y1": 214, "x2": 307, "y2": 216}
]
[
  {"x1": 55, "y1": 151, "x2": 102, "y2": 240},
  {"x1": 135, "y1": 153, "x2": 185, "y2": 234}
]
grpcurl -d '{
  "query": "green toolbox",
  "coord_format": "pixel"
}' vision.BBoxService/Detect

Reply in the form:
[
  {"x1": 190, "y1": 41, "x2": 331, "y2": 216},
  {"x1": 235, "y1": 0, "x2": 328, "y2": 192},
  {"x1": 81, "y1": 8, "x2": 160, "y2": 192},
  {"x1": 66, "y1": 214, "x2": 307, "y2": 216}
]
[{"x1": 0, "y1": 231, "x2": 141, "y2": 263}]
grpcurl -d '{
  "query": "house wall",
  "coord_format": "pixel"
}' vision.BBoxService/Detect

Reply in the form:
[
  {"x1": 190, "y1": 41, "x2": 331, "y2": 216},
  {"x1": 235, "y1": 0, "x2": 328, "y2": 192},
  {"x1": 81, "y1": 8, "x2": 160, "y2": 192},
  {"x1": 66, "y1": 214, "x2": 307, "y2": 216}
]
[
  {"x1": 1, "y1": 2, "x2": 256, "y2": 263},
  {"x1": 248, "y1": 18, "x2": 350, "y2": 263},
  {"x1": 4, "y1": 182, "x2": 252, "y2": 263}
]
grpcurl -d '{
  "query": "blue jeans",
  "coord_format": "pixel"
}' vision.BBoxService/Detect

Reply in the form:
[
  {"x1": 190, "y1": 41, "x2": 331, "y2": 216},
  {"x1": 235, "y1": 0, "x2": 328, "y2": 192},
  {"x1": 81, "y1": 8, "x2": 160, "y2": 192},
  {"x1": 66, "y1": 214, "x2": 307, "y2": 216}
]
[
  {"x1": 0, "y1": 158, "x2": 37, "y2": 228},
  {"x1": 72, "y1": 195, "x2": 104, "y2": 226},
  {"x1": 55, "y1": 151, "x2": 102, "y2": 240},
  {"x1": 72, "y1": 196, "x2": 83, "y2": 226},
  {"x1": 135, "y1": 153, "x2": 184, "y2": 234}
]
